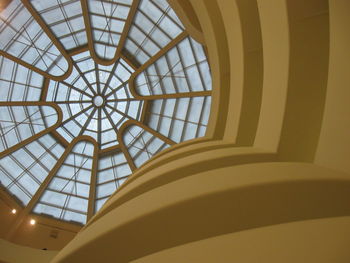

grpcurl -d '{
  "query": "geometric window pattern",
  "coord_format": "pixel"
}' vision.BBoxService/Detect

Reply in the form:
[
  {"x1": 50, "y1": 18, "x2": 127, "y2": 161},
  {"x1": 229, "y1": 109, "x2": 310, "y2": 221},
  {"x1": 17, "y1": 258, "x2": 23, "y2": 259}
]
[
  {"x1": 30, "y1": 0, "x2": 88, "y2": 51},
  {"x1": 0, "y1": 134, "x2": 65, "y2": 206},
  {"x1": 86, "y1": 0, "x2": 133, "y2": 60},
  {"x1": 123, "y1": 124, "x2": 170, "y2": 168},
  {"x1": 33, "y1": 141, "x2": 95, "y2": 224},
  {"x1": 0, "y1": 105, "x2": 58, "y2": 152},
  {"x1": 146, "y1": 96, "x2": 211, "y2": 143},
  {"x1": 0, "y1": 56, "x2": 44, "y2": 102},
  {"x1": 0, "y1": 0, "x2": 69, "y2": 77},
  {"x1": 125, "y1": 0, "x2": 184, "y2": 64},
  {"x1": 46, "y1": 51, "x2": 143, "y2": 149},
  {"x1": 0, "y1": 0, "x2": 211, "y2": 225},
  {"x1": 96, "y1": 151, "x2": 131, "y2": 211},
  {"x1": 135, "y1": 37, "x2": 211, "y2": 95}
]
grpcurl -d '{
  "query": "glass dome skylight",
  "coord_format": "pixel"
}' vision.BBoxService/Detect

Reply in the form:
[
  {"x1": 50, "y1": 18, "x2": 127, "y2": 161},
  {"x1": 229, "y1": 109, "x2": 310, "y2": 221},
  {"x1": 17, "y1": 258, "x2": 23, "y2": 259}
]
[{"x1": 0, "y1": 0, "x2": 211, "y2": 225}]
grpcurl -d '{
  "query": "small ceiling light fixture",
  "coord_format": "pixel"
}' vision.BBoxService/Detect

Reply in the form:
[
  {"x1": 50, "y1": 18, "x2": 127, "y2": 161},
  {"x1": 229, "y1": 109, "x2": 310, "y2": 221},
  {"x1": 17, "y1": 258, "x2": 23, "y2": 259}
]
[
  {"x1": 11, "y1": 209, "x2": 16, "y2": 214},
  {"x1": 30, "y1": 219, "x2": 36, "y2": 225}
]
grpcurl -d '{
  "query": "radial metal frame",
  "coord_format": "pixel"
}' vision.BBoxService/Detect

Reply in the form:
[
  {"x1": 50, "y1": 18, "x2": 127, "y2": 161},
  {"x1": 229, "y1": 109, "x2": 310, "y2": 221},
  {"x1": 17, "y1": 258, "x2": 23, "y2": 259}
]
[{"x1": 0, "y1": 0, "x2": 212, "y2": 234}]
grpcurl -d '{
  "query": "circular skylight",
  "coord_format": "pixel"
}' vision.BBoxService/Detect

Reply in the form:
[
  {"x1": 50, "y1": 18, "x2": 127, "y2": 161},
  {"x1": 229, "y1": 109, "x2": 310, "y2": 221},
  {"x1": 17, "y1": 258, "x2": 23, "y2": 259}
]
[
  {"x1": 93, "y1": 96, "x2": 104, "y2": 107},
  {"x1": 0, "y1": 0, "x2": 212, "y2": 225}
]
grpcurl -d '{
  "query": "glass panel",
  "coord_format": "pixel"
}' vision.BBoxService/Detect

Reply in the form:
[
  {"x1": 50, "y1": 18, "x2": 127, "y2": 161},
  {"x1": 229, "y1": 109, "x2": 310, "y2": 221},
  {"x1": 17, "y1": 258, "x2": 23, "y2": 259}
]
[
  {"x1": 95, "y1": 150, "x2": 131, "y2": 211},
  {"x1": 0, "y1": 56, "x2": 44, "y2": 101},
  {"x1": 33, "y1": 140, "x2": 95, "y2": 224},
  {"x1": 0, "y1": 134, "x2": 64, "y2": 205},
  {"x1": 0, "y1": 105, "x2": 58, "y2": 152},
  {"x1": 30, "y1": 0, "x2": 87, "y2": 50},
  {"x1": 88, "y1": 0, "x2": 132, "y2": 60},
  {"x1": 135, "y1": 37, "x2": 211, "y2": 95},
  {"x1": 0, "y1": 0, "x2": 69, "y2": 76},
  {"x1": 146, "y1": 96, "x2": 211, "y2": 143},
  {"x1": 123, "y1": 124, "x2": 169, "y2": 167},
  {"x1": 124, "y1": 0, "x2": 184, "y2": 64}
]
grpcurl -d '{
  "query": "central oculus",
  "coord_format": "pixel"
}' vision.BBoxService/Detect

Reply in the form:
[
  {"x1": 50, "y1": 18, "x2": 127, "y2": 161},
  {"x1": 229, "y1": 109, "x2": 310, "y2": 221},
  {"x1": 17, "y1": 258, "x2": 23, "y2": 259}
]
[
  {"x1": 93, "y1": 95, "x2": 104, "y2": 107},
  {"x1": 47, "y1": 51, "x2": 144, "y2": 149}
]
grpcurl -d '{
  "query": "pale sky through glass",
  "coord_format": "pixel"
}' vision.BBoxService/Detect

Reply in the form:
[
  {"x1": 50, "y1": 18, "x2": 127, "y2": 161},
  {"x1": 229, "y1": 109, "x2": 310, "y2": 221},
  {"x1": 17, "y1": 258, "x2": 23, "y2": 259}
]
[{"x1": 0, "y1": 0, "x2": 211, "y2": 225}]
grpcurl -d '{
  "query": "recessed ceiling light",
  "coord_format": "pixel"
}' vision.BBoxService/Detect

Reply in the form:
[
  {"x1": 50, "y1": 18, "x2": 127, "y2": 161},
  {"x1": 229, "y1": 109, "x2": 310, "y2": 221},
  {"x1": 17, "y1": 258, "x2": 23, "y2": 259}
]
[
  {"x1": 30, "y1": 219, "x2": 36, "y2": 225},
  {"x1": 11, "y1": 209, "x2": 16, "y2": 214}
]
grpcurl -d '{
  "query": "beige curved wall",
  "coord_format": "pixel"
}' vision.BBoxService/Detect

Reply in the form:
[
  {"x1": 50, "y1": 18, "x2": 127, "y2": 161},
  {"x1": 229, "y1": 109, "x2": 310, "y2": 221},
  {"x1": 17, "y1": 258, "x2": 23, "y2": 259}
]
[
  {"x1": 132, "y1": 216, "x2": 350, "y2": 263},
  {"x1": 50, "y1": 0, "x2": 350, "y2": 262},
  {"x1": 52, "y1": 163, "x2": 350, "y2": 262},
  {"x1": 315, "y1": 0, "x2": 350, "y2": 173},
  {"x1": 0, "y1": 239, "x2": 57, "y2": 263}
]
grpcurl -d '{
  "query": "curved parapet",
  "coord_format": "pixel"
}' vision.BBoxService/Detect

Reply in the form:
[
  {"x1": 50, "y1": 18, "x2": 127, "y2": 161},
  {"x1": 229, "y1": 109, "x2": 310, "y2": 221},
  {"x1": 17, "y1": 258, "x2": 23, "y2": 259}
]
[
  {"x1": 0, "y1": 238, "x2": 57, "y2": 263},
  {"x1": 51, "y1": 162, "x2": 350, "y2": 262}
]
